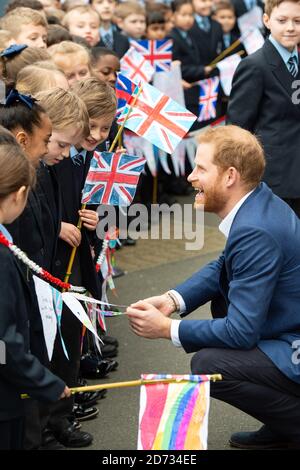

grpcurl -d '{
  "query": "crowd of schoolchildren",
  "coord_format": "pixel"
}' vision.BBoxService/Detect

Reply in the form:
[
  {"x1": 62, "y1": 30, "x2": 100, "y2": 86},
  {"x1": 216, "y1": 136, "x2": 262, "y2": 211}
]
[{"x1": 0, "y1": 0, "x2": 299, "y2": 451}]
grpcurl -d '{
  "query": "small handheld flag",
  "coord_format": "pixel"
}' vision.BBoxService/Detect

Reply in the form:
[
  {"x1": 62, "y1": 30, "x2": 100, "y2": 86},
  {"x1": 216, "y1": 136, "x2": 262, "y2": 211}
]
[
  {"x1": 120, "y1": 47, "x2": 155, "y2": 84},
  {"x1": 198, "y1": 77, "x2": 220, "y2": 122},
  {"x1": 117, "y1": 81, "x2": 197, "y2": 154},
  {"x1": 130, "y1": 39, "x2": 173, "y2": 72},
  {"x1": 81, "y1": 150, "x2": 146, "y2": 206},
  {"x1": 115, "y1": 73, "x2": 138, "y2": 118}
]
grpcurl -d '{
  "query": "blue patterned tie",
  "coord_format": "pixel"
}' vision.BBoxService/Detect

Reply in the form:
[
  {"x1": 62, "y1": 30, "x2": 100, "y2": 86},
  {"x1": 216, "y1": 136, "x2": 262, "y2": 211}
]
[
  {"x1": 103, "y1": 32, "x2": 113, "y2": 50},
  {"x1": 72, "y1": 153, "x2": 84, "y2": 166},
  {"x1": 288, "y1": 56, "x2": 298, "y2": 77},
  {"x1": 201, "y1": 17, "x2": 210, "y2": 33}
]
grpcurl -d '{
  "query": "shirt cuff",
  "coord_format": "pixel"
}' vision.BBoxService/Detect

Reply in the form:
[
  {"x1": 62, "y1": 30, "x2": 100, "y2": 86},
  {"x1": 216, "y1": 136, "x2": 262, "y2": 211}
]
[
  {"x1": 169, "y1": 289, "x2": 186, "y2": 315},
  {"x1": 171, "y1": 319, "x2": 182, "y2": 348}
]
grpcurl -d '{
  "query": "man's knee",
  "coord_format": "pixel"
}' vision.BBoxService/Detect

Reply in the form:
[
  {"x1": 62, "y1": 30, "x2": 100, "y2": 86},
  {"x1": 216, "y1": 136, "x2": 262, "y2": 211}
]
[{"x1": 191, "y1": 348, "x2": 222, "y2": 375}]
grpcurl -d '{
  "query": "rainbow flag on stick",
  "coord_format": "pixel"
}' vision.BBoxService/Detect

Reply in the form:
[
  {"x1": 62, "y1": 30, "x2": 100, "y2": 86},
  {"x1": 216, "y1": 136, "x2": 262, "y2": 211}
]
[{"x1": 138, "y1": 374, "x2": 210, "y2": 450}]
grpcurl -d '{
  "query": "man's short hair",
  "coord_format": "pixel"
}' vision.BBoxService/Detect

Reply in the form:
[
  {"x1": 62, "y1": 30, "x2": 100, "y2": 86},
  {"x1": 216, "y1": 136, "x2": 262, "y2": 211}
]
[{"x1": 197, "y1": 125, "x2": 266, "y2": 189}]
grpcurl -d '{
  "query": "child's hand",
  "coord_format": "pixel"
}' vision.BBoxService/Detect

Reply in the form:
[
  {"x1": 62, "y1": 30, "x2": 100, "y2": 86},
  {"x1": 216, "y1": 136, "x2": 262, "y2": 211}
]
[
  {"x1": 204, "y1": 65, "x2": 214, "y2": 76},
  {"x1": 79, "y1": 209, "x2": 99, "y2": 231},
  {"x1": 60, "y1": 386, "x2": 71, "y2": 399},
  {"x1": 59, "y1": 222, "x2": 82, "y2": 248},
  {"x1": 182, "y1": 79, "x2": 192, "y2": 89}
]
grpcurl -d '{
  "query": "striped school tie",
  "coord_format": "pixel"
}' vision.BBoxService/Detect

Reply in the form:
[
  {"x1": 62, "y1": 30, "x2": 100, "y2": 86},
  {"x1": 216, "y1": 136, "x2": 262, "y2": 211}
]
[{"x1": 287, "y1": 56, "x2": 298, "y2": 78}]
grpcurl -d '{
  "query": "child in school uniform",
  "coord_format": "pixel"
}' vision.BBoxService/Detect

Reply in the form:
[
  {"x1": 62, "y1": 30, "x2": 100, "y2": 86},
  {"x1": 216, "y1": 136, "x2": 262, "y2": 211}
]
[
  {"x1": 0, "y1": 7, "x2": 48, "y2": 49},
  {"x1": 48, "y1": 40, "x2": 92, "y2": 85},
  {"x1": 213, "y1": 1, "x2": 244, "y2": 54},
  {"x1": 191, "y1": 0, "x2": 224, "y2": 59},
  {"x1": 91, "y1": 0, "x2": 130, "y2": 58},
  {"x1": 0, "y1": 126, "x2": 70, "y2": 450},
  {"x1": 91, "y1": 46, "x2": 120, "y2": 86},
  {"x1": 227, "y1": 0, "x2": 300, "y2": 216},
  {"x1": 146, "y1": 8, "x2": 167, "y2": 40},
  {"x1": 114, "y1": 1, "x2": 147, "y2": 40},
  {"x1": 170, "y1": 0, "x2": 220, "y2": 129},
  {"x1": 49, "y1": 78, "x2": 117, "y2": 447},
  {"x1": 62, "y1": 4, "x2": 101, "y2": 47}
]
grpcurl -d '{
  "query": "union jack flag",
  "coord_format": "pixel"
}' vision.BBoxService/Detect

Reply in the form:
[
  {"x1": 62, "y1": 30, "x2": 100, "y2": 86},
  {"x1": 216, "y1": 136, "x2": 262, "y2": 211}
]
[
  {"x1": 81, "y1": 150, "x2": 146, "y2": 206},
  {"x1": 198, "y1": 77, "x2": 220, "y2": 122},
  {"x1": 117, "y1": 82, "x2": 197, "y2": 154},
  {"x1": 120, "y1": 47, "x2": 155, "y2": 85},
  {"x1": 130, "y1": 39, "x2": 173, "y2": 72},
  {"x1": 115, "y1": 73, "x2": 138, "y2": 117}
]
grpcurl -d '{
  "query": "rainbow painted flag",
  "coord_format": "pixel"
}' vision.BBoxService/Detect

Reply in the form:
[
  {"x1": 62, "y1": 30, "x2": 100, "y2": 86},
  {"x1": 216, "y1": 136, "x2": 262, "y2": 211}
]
[{"x1": 138, "y1": 374, "x2": 210, "y2": 450}]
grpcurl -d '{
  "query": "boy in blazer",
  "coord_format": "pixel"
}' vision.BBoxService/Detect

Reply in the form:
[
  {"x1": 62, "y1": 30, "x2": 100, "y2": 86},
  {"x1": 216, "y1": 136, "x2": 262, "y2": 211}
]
[{"x1": 227, "y1": 0, "x2": 300, "y2": 215}]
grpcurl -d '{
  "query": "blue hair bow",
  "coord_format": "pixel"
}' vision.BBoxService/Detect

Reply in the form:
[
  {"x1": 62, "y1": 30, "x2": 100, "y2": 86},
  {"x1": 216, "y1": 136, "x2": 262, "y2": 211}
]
[
  {"x1": 0, "y1": 44, "x2": 28, "y2": 58},
  {"x1": 5, "y1": 89, "x2": 36, "y2": 109}
]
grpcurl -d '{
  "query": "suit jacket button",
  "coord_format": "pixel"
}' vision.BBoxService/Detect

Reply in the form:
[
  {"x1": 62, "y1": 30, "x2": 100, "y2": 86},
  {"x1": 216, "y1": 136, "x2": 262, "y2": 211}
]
[{"x1": 55, "y1": 260, "x2": 61, "y2": 267}]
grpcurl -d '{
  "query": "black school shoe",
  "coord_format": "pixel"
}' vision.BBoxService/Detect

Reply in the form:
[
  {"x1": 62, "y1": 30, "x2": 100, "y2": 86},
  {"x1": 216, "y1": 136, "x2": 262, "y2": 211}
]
[
  {"x1": 100, "y1": 334, "x2": 119, "y2": 347},
  {"x1": 75, "y1": 389, "x2": 107, "y2": 408},
  {"x1": 73, "y1": 403, "x2": 99, "y2": 422},
  {"x1": 54, "y1": 424, "x2": 93, "y2": 448},
  {"x1": 80, "y1": 354, "x2": 118, "y2": 379},
  {"x1": 40, "y1": 429, "x2": 65, "y2": 450},
  {"x1": 229, "y1": 425, "x2": 300, "y2": 450}
]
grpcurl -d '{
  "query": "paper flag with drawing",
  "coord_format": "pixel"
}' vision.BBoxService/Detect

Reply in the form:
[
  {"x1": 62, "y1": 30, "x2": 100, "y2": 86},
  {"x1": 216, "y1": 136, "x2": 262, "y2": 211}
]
[{"x1": 138, "y1": 374, "x2": 210, "y2": 450}]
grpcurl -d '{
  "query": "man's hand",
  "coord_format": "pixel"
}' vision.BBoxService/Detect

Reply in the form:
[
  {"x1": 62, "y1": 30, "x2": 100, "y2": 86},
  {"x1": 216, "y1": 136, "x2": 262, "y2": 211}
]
[
  {"x1": 140, "y1": 294, "x2": 177, "y2": 317},
  {"x1": 60, "y1": 386, "x2": 71, "y2": 399},
  {"x1": 127, "y1": 300, "x2": 172, "y2": 339},
  {"x1": 59, "y1": 222, "x2": 82, "y2": 248},
  {"x1": 79, "y1": 209, "x2": 99, "y2": 231}
]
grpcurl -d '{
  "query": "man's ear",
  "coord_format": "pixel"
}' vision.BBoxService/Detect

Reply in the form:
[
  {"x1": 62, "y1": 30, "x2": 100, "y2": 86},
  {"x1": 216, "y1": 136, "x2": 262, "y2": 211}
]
[
  {"x1": 15, "y1": 131, "x2": 29, "y2": 151},
  {"x1": 263, "y1": 13, "x2": 270, "y2": 30},
  {"x1": 226, "y1": 167, "x2": 238, "y2": 187}
]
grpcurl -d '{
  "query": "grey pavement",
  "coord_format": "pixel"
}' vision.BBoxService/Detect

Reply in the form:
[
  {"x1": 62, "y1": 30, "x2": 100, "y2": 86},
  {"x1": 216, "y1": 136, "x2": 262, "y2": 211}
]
[{"x1": 81, "y1": 204, "x2": 260, "y2": 450}]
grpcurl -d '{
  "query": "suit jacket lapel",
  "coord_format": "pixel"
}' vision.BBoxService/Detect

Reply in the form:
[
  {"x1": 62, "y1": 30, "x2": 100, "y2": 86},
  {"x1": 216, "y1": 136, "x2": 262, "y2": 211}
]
[{"x1": 264, "y1": 39, "x2": 300, "y2": 111}]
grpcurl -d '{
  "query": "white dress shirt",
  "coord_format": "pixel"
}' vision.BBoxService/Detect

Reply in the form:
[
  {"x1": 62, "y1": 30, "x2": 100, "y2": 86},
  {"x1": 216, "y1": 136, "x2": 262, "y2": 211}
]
[{"x1": 170, "y1": 190, "x2": 255, "y2": 347}]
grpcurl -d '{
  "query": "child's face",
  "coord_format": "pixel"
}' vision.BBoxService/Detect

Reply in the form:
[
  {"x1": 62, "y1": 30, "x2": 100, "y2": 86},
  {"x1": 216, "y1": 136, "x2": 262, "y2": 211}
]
[
  {"x1": 67, "y1": 11, "x2": 100, "y2": 47},
  {"x1": 43, "y1": 127, "x2": 83, "y2": 166},
  {"x1": 174, "y1": 3, "x2": 195, "y2": 31},
  {"x1": 93, "y1": 54, "x2": 120, "y2": 87},
  {"x1": 165, "y1": 10, "x2": 175, "y2": 33},
  {"x1": 263, "y1": 1, "x2": 300, "y2": 51},
  {"x1": 214, "y1": 8, "x2": 236, "y2": 33},
  {"x1": 92, "y1": 0, "x2": 116, "y2": 23},
  {"x1": 15, "y1": 23, "x2": 47, "y2": 49},
  {"x1": 57, "y1": 55, "x2": 91, "y2": 86},
  {"x1": 81, "y1": 115, "x2": 114, "y2": 151},
  {"x1": 18, "y1": 113, "x2": 52, "y2": 167},
  {"x1": 119, "y1": 14, "x2": 146, "y2": 39},
  {"x1": 147, "y1": 23, "x2": 166, "y2": 40},
  {"x1": 192, "y1": 0, "x2": 213, "y2": 17}
]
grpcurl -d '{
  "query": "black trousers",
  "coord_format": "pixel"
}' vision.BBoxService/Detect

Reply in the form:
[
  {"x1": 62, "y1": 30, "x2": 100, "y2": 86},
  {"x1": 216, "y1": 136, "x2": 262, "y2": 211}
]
[
  {"x1": 191, "y1": 347, "x2": 300, "y2": 440},
  {"x1": 0, "y1": 417, "x2": 24, "y2": 450}
]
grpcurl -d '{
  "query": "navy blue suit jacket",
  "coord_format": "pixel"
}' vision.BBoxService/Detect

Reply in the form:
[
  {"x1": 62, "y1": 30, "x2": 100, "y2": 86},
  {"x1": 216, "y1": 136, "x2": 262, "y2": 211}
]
[{"x1": 175, "y1": 183, "x2": 300, "y2": 383}]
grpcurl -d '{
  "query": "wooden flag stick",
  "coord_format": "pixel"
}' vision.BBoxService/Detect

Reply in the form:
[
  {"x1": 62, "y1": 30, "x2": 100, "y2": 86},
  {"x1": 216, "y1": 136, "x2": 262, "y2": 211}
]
[
  {"x1": 108, "y1": 84, "x2": 143, "y2": 153},
  {"x1": 21, "y1": 375, "x2": 222, "y2": 399},
  {"x1": 152, "y1": 175, "x2": 158, "y2": 204},
  {"x1": 208, "y1": 39, "x2": 242, "y2": 67},
  {"x1": 64, "y1": 84, "x2": 143, "y2": 286},
  {"x1": 210, "y1": 49, "x2": 245, "y2": 69},
  {"x1": 70, "y1": 374, "x2": 223, "y2": 394}
]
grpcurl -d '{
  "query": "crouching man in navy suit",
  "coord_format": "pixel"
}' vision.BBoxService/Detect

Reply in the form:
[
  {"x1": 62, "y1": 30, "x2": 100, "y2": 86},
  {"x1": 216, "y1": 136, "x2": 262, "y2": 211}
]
[{"x1": 127, "y1": 125, "x2": 300, "y2": 450}]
